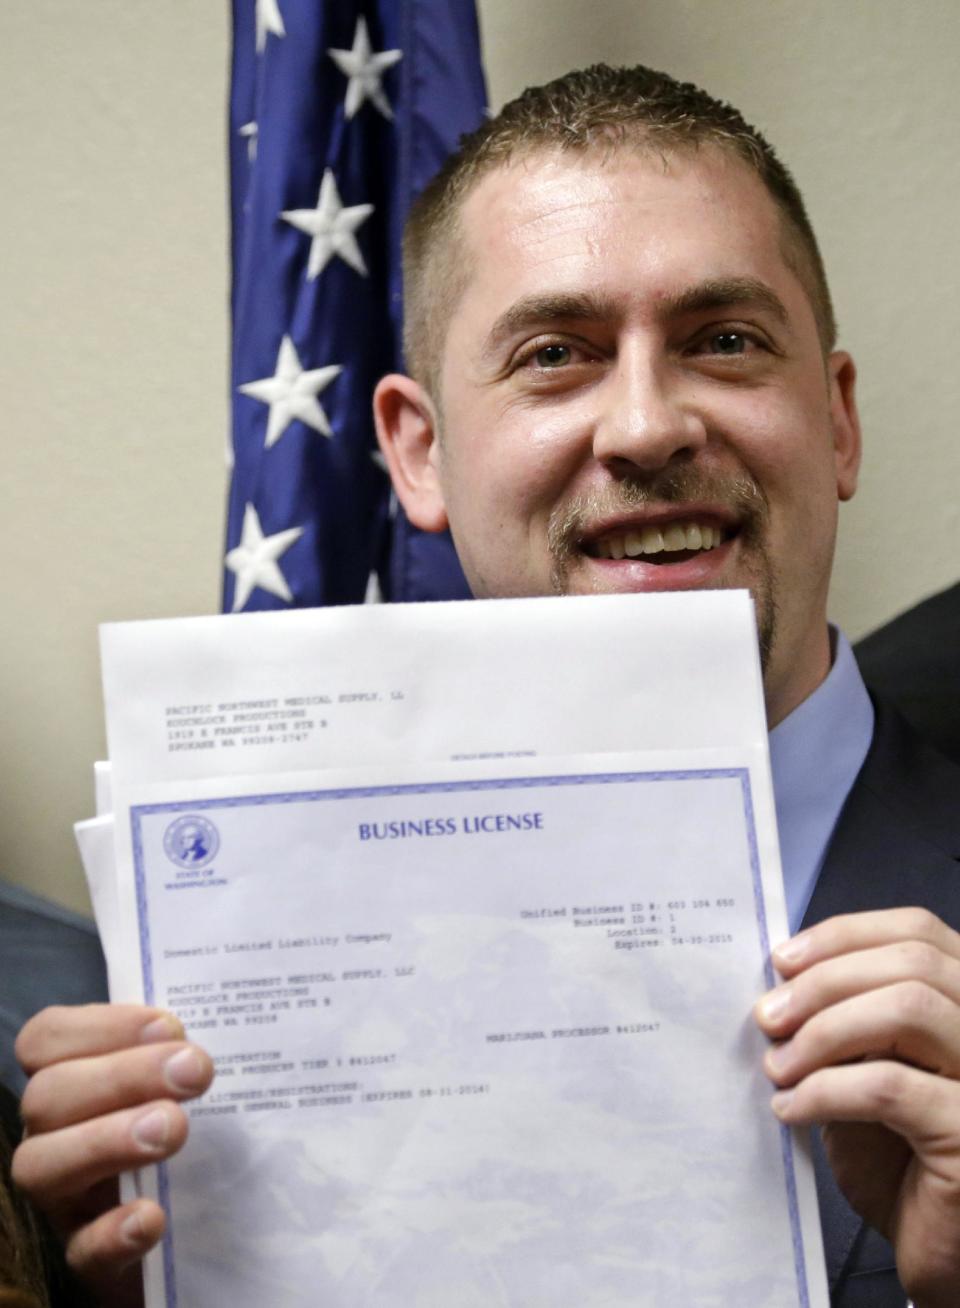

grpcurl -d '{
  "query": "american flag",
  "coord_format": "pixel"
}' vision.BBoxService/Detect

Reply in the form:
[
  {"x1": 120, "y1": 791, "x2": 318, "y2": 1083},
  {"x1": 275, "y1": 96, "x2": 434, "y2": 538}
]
[{"x1": 224, "y1": 0, "x2": 487, "y2": 612}]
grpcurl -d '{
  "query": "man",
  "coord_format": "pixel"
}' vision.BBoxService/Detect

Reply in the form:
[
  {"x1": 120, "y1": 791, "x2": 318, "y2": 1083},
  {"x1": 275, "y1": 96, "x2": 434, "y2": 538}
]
[
  {"x1": 174, "y1": 825, "x2": 209, "y2": 864},
  {"x1": 0, "y1": 1075, "x2": 95, "y2": 1307},
  {"x1": 856, "y1": 580, "x2": 960, "y2": 764},
  {"x1": 11, "y1": 65, "x2": 960, "y2": 1307},
  {"x1": 0, "y1": 879, "x2": 107, "y2": 1095}
]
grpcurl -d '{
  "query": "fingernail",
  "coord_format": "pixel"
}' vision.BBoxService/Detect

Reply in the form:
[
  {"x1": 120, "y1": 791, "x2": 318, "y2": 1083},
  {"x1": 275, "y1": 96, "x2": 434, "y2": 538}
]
[
  {"x1": 771, "y1": 1089, "x2": 795, "y2": 1118},
  {"x1": 133, "y1": 1107, "x2": 170, "y2": 1152},
  {"x1": 163, "y1": 1047, "x2": 207, "y2": 1094},
  {"x1": 774, "y1": 934, "x2": 810, "y2": 965},
  {"x1": 140, "y1": 1015, "x2": 182, "y2": 1045},
  {"x1": 759, "y1": 987, "x2": 792, "y2": 1023},
  {"x1": 120, "y1": 1209, "x2": 147, "y2": 1248}
]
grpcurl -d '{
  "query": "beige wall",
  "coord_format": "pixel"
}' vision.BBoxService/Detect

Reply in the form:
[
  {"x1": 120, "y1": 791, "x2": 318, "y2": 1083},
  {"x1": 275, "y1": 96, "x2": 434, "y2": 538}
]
[{"x1": 1, "y1": 1, "x2": 957, "y2": 913}]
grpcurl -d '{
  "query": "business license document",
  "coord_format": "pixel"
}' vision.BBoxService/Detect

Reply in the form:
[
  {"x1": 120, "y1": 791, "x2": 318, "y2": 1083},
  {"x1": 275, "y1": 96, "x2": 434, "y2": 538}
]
[{"x1": 100, "y1": 593, "x2": 829, "y2": 1308}]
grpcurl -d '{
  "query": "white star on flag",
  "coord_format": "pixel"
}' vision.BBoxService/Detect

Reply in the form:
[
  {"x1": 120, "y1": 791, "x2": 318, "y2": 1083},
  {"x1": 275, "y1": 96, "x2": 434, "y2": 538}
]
[
  {"x1": 281, "y1": 169, "x2": 374, "y2": 279},
  {"x1": 239, "y1": 120, "x2": 258, "y2": 162},
  {"x1": 328, "y1": 16, "x2": 402, "y2": 121},
  {"x1": 255, "y1": 0, "x2": 285, "y2": 52},
  {"x1": 225, "y1": 503, "x2": 303, "y2": 611},
  {"x1": 238, "y1": 335, "x2": 342, "y2": 447}
]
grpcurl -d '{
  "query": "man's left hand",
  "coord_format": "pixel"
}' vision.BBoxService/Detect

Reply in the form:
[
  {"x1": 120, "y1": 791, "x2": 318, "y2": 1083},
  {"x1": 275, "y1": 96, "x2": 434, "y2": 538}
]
[{"x1": 755, "y1": 907, "x2": 960, "y2": 1308}]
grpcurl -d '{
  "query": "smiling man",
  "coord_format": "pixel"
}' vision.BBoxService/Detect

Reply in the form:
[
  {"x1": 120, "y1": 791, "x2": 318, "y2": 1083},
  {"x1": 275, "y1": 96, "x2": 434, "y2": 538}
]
[
  {"x1": 12, "y1": 65, "x2": 960, "y2": 1308},
  {"x1": 375, "y1": 95, "x2": 859, "y2": 729}
]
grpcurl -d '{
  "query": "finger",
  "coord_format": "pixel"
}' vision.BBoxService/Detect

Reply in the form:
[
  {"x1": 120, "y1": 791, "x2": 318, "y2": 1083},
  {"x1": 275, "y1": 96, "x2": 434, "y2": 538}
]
[
  {"x1": 771, "y1": 1059, "x2": 960, "y2": 1163},
  {"x1": 774, "y1": 1061, "x2": 960, "y2": 1305},
  {"x1": 64, "y1": 1197, "x2": 165, "y2": 1293},
  {"x1": 22, "y1": 1042, "x2": 213, "y2": 1133},
  {"x1": 12, "y1": 1100, "x2": 188, "y2": 1206},
  {"x1": 16, "y1": 1005, "x2": 184, "y2": 1074},
  {"x1": 771, "y1": 907, "x2": 960, "y2": 981},
  {"x1": 762, "y1": 981, "x2": 960, "y2": 1086},
  {"x1": 756, "y1": 938, "x2": 960, "y2": 1038}
]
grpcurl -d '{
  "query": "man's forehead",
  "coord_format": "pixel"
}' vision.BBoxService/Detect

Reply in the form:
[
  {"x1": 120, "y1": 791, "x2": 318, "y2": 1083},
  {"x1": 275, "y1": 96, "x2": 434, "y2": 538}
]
[
  {"x1": 461, "y1": 142, "x2": 774, "y2": 237},
  {"x1": 451, "y1": 143, "x2": 796, "y2": 322}
]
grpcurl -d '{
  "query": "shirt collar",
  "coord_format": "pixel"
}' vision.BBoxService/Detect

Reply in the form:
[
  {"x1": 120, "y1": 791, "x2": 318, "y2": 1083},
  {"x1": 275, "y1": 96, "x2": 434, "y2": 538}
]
[{"x1": 769, "y1": 629, "x2": 875, "y2": 933}]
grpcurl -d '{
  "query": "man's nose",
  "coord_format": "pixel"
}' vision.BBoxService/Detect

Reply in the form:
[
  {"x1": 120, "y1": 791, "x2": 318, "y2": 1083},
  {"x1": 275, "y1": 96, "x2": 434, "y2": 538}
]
[{"x1": 591, "y1": 354, "x2": 708, "y2": 473}]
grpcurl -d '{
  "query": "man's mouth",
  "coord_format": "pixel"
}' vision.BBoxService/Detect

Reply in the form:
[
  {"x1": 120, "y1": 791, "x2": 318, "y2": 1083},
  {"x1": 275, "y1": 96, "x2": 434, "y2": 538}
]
[
  {"x1": 581, "y1": 518, "x2": 731, "y2": 564},
  {"x1": 546, "y1": 468, "x2": 767, "y2": 594}
]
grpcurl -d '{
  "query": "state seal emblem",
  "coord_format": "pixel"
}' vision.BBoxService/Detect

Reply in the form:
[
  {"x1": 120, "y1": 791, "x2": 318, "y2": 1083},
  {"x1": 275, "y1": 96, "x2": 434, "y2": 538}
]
[{"x1": 163, "y1": 814, "x2": 220, "y2": 870}]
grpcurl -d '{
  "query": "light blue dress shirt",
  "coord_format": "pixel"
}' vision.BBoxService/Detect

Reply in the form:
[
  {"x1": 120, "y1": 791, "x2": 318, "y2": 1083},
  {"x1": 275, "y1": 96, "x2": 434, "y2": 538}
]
[{"x1": 768, "y1": 631, "x2": 875, "y2": 934}]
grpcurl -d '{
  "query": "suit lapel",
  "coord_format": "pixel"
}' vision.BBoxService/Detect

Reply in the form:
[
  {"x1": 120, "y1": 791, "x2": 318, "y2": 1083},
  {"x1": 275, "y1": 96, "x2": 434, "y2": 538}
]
[{"x1": 805, "y1": 699, "x2": 960, "y2": 927}]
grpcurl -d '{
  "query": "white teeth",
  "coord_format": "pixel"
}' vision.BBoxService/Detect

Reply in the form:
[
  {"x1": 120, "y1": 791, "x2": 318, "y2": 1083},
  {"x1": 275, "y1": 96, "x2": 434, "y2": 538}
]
[
  {"x1": 591, "y1": 519, "x2": 725, "y2": 560},
  {"x1": 624, "y1": 530, "x2": 644, "y2": 558},
  {"x1": 641, "y1": 526, "x2": 664, "y2": 554},
  {"x1": 663, "y1": 524, "x2": 687, "y2": 552}
]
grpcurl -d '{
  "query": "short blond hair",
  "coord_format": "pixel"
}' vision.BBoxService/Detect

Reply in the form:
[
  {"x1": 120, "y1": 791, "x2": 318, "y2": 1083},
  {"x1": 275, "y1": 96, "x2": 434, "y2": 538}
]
[{"x1": 403, "y1": 63, "x2": 836, "y2": 392}]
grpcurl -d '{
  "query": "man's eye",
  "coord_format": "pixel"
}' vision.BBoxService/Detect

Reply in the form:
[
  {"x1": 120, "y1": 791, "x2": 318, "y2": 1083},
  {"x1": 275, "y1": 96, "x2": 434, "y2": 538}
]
[
  {"x1": 709, "y1": 331, "x2": 747, "y2": 355},
  {"x1": 533, "y1": 343, "x2": 572, "y2": 368},
  {"x1": 701, "y1": 332, "x2": 769, "y2": 358}
]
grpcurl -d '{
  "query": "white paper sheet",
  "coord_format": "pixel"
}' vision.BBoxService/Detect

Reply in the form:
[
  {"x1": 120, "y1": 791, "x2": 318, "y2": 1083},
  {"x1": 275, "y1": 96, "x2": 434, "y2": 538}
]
[
  {"x1": 94, "y1": 759, "x2": 113, "y2": 817},
  {"x1": 76, "y1": 762, "x2": 142, "y2": 1215},
  {"x1": 74, "y1": 815, "x2": 124, "y2": 996},
  {"x1": 96, "y1": 592, "x2": 828, "y2": 1308}
]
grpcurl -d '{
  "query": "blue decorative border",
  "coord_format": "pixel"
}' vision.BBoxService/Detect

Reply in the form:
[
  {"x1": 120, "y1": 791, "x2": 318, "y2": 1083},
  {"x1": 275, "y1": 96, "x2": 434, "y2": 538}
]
[{"x1": 131, "y1": 768, "x2": 809, "y2": 1308}]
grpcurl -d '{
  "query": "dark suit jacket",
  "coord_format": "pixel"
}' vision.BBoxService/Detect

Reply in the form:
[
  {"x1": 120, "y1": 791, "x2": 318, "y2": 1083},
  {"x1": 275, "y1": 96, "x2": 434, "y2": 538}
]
[
  {"x1": 802, "y1": 698, "x2": 960, "y2": 1306},
  {"x1": 855, "y1": 581, "x2": 960, "y2": 766},
  {"x1": 0, "y1": 1082, "x2": 95, "y2": 1307},
  {"x1": 0, "y1": 881, "x2": 108, "y2": 1095}
]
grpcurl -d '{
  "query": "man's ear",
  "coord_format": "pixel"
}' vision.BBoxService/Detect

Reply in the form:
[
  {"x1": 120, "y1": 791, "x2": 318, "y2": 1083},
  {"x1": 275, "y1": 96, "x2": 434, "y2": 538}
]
[
  {"x1": 827, "y1": 351, "x2": 862, "y2": 502},
  {"x1": 373, "y1": 373, "x2": 449, "y2": 532}
]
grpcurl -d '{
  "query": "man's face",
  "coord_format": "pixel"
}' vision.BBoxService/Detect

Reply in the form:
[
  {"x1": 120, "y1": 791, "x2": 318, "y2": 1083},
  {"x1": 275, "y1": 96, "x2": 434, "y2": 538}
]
[
  {"x1": 383, "y1": 145, "x2": 860, "y2": 723},
  {"x1": 182, "y1": 830, "x2": 203, "y2": 857}
]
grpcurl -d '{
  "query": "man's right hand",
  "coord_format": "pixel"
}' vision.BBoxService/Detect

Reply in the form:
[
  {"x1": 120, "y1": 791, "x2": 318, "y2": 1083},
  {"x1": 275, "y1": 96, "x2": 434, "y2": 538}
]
[{"x1": 11, "y1": 1004, "x2": 214, "y2": 1307}]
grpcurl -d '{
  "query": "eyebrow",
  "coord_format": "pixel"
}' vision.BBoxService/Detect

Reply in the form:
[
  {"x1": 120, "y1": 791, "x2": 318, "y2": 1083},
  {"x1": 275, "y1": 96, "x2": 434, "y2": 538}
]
[
  {"x1": 662, "y1": 277, "x2": 790, "y2": 327},
  {"x1": 483, "y1": 292, "x2": 614, "y2": 359},
  {"x1": 482, "y1": 276, "x2": 791, "y2": 360}
]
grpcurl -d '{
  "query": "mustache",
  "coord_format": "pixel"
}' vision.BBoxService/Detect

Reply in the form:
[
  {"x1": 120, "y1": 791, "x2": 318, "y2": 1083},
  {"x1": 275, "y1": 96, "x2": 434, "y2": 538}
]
[{"x1": 547, "y1": 466, "x2": 769, "y2": 558}]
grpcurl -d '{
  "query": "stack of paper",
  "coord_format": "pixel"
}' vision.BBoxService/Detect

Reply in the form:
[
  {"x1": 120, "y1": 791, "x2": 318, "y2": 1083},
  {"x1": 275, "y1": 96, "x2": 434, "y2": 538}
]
[{"x1": 76, "y1": 591, "x2": 828, "y2": 1308}]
